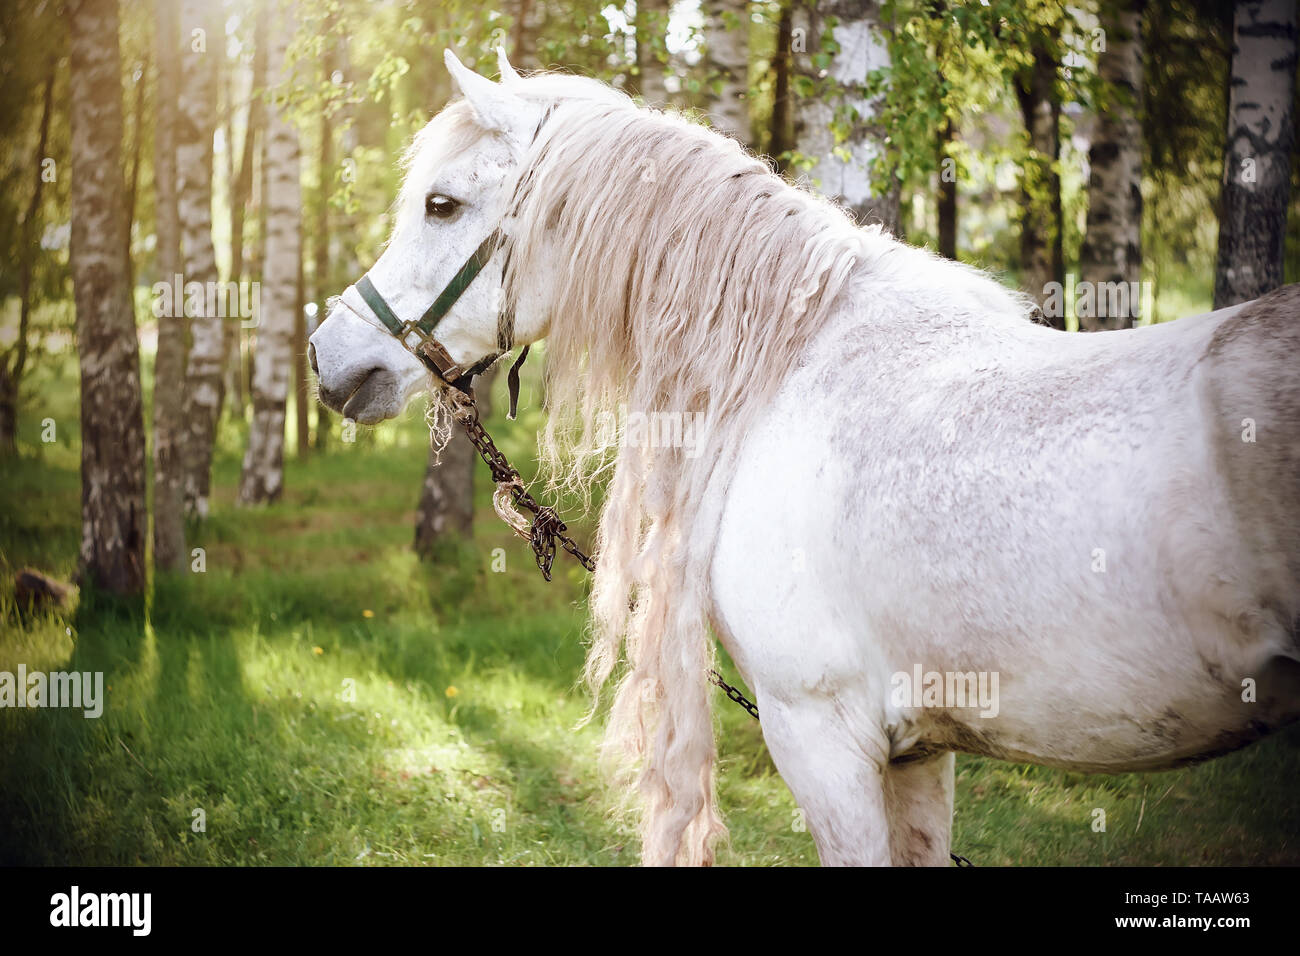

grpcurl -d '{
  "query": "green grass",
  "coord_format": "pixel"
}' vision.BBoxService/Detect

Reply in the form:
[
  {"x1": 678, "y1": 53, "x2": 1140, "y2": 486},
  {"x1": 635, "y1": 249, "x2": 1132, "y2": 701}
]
[{"x1": 1, "y1": 350, "x2": 1297, "y2": 866}]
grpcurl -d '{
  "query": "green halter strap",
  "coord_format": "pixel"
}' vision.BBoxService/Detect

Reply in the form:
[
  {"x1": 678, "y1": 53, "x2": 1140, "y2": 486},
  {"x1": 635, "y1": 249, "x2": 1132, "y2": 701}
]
[{"x1": 353, "y1": 229, "x2": 504, "y2": 386}]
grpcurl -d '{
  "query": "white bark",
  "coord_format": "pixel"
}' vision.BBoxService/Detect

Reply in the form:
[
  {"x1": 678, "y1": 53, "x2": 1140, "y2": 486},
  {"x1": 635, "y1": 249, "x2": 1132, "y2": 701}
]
[
  {"x1": 239, "y1": 1, "x2": 300, "y2": 504},
  {"x1": 1214, "y1": 0, "x2": 1297, "y2": 308},
  {"x1": 704, "y1": 0, "x2": 752, "y2": 146},
  {"x1": 792, "y1": 0, "x2": 898, "y2": 231},
  {"x1": 70, "y1": 0, "x2": 148, "y2": 595},
  {"x1": 178, "y1": 0, "x2": 223, "y2": 518}
]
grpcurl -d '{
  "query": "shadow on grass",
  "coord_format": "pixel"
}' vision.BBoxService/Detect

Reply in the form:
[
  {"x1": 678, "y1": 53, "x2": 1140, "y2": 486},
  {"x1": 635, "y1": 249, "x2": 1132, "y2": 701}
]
[
  {"x1": 0, "y1": 600, "x2": 257, "y2": 864},
  {"x1": 4, "y1": 577, "x2": 1299, "y2": 866},
  {"x1": 0, "y1": 567, "x2": 620, "y2": 865}
]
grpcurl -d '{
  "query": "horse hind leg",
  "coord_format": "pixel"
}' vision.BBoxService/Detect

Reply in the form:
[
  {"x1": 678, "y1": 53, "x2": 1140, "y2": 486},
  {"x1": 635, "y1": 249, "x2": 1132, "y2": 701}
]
[
  {"x1": 758, "y1": 695, "x2": 893, "y2": 866},
  {"x1": 1185, "y1": 288, "x2": 1300, "y2": 735},
  {"x1": 1203, "y1": 287, "x2": 1300, "y2": 624},
  {"x1": 884, "y1": 751, "x2": 955, "y2": 866}
]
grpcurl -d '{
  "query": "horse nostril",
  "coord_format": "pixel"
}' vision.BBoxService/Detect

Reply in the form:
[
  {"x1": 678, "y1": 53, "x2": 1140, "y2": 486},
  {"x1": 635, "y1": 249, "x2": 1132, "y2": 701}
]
[{"x1": 308, "y1": 342, "x2": 318, "y2": 376}]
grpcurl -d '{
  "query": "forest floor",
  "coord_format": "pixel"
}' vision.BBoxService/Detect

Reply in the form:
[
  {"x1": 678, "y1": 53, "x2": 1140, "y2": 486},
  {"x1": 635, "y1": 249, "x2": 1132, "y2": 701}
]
[{"x1": 1, "y1": 349, "x2": 1298, "y2": 866}]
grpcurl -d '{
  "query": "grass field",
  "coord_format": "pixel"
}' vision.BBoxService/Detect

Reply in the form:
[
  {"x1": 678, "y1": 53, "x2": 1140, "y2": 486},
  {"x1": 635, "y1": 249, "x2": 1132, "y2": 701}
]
[{"x1": 1, "y1": 348, "x2": 1298, "y2": 866}]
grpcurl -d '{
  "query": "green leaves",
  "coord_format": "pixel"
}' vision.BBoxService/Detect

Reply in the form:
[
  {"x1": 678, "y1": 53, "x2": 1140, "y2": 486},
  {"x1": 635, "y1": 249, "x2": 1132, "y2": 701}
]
[{"x1": 368, "y1": 54, "x2": 410, "y2": 104}]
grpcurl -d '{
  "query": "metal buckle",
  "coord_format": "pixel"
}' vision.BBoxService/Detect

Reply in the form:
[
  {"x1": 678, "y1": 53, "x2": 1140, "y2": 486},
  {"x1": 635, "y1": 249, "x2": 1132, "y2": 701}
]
[
  {"x1": 394, "y1": 320, "x2": 464, "y2": 382},
  {"x1": 398, "y1": 319, "x2": 434, "y2": 352}
]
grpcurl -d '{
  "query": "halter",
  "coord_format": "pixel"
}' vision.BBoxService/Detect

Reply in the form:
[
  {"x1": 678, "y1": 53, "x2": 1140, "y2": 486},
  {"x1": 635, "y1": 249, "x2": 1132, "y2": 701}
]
[
  {"x1": 352, "y1": 229, "x2": 506, "y2": 389},
  {"x1": 348, "y1": 225, "x2": 533, "y2": 416},
  {"x1": 346, "y1": 104, "x2": 560, "y2": 408}
]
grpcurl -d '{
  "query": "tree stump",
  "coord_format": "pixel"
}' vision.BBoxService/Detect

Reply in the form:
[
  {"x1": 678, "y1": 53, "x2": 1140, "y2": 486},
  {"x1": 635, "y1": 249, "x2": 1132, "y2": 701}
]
[{"x1": 14, "y1": 568, "x2": 73, "y2": 611}]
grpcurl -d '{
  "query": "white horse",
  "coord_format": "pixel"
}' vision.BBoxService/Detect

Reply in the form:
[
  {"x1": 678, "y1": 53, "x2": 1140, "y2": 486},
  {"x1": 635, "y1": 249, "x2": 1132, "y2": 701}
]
[{"x1": 309, "y1": 50, "x2": 1300, "y2": 866}]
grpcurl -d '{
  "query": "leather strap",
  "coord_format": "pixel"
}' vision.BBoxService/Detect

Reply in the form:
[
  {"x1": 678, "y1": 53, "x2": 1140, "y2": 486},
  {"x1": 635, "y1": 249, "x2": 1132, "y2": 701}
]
[
  {"x1": 415, "y1": 230, "x2": 500, "y2": 334},
  {"x1": 355, "y1": 230, "x2": 499, "y2": 339},
  {"x1": 355, "y1": 274, "x2": 405, "y2": 336},
  {"x1": 506, "y1": 344, "x2": 529, "y2": 420},
  {"x1": 353, "y1": 229, "x2": 503, "y2": 386}
]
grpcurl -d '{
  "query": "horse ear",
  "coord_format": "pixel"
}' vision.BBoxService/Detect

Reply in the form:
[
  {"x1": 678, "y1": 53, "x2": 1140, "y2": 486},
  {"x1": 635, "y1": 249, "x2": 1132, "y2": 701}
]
[
  {"x1": 497, "y1": 47, "x2": 522, "y2": 84},
  {"x1": 443, "y1": 49, "x2": 520, "y2": 132}
]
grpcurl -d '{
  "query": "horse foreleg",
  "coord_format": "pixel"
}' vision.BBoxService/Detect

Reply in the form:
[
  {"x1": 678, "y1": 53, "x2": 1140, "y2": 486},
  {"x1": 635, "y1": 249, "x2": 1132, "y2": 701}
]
[
  {"x1": 884, "y1": 751, "x2": 955, "y2": 866},
  {"x1": 759, "y1": 696, "x2": 892, "y2": 866}
]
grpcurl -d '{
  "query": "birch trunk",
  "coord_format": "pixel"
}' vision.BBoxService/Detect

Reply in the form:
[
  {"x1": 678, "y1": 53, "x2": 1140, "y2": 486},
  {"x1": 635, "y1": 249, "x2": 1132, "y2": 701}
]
[
  {"x1": 1079, "y1": 0, "x2": 1144, "y2": 330},
  {"x1": 704, "y1": 0, "x2": 752, "y2": 146},
  {"x1": 225, "y1": 3, "x2": 269, "y2": 423},
  {"x1": 312, "y1": 34, "x2": 335, "y2": 453},
  {"x1": 414, "y1": 434, "x2": 476, "y2": 557},
  {"x1": 770, "y1": 0, "x2": 793, "y2": 165},
  {"x1": 792, "y1": 0, "x2": 899, "y2": 232},
  {"x1": 178, "y1": 0, "x2": 222, "y2": 517},
  {"x1": 414, "y1": 370, "x2": 496, "y2": 558},
  {"x1": 317, "y1": 37, "x2": 359, "y2": 451},
  {"x1": 218, "y1": 52, "x2": 239, "y2": 420},
  {"x1": 69, "y1": 0, "x2": 148, "y2": 596},
  {"x1": 239, "y1": 3, "x2": 300, "y2": 504},
  {"x1": 293, "y1": 224, "x2": 308, "y2": 458},
  {"x1": 1016, "y1": 35, "x2": 1064, "y2": 323},
  {"x1": 937, "y1": 116, "x2": 957, "y2": 260},
  {"x1": 1213, "y1": 0, "x2": 1297, "y2": 308},
  {"x1": 153, "y1": 0, "x2": 187, "y2": 570},
  {"x1": 1, "y1": 64, "x2": 54, "y2": 455}
]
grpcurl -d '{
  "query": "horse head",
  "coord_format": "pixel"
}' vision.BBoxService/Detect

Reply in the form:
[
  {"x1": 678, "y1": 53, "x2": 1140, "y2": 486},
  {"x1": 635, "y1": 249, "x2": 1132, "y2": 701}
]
[{"x1": 308, "y1": 49, "x2": 615, "y2": 423}]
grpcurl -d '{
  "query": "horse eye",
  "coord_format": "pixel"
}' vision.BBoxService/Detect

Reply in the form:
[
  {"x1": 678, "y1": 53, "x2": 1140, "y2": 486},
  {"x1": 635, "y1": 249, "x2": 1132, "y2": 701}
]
[{"x1": 425, "y1": 194, "x2": 459, "y2": 219}]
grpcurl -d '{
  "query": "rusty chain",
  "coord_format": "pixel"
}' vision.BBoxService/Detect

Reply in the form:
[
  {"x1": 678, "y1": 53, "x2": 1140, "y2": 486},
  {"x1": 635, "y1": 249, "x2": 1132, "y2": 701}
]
[
  {"x1": 708, "y1": 669, "x2": 761, "y2": 720},
  {"x1": 447, "y1": 387, "x2": 761, "y2": 719},
  {"x1": 449, "y1": 388, "x2": 596, "y2": 580}
]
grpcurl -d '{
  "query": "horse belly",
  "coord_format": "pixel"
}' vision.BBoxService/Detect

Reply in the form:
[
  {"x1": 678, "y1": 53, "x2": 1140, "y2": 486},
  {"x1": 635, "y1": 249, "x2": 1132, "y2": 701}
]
[{"x1": 900, "y1": 649, "x2": 1300, "y2": 773}]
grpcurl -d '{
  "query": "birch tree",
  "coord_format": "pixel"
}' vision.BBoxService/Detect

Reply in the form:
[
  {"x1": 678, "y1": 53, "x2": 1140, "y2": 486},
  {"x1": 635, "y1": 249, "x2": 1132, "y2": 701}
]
[
  {"x1": 225, "y1": 3, "x2": 269, "y2": 423},
  {"x1": 1213, "y1": 0, "x2": 1297, "y2": 308},
  {"x1": 792, "y1": 0, "x2": 899, "y2": 232},
  {"x1": 414, "y1": 432, "x2": 477, "y2": 559},
  {"x1": 770, "y1": 0, "x2": 793, "y2": 165},
  {"x1": 153, "y1": 0, "x2": 186, "y2": 570},
  {"x1": 703, "y1": 0, "x2": 752, "y2": 146},
  {"x1": 239, "y1": 1, "x2": 300, "y2": 504},
  {"x1": 1015, "y1": 27, "x2": 1064, "y2": 322},
  {"x1": 937, "y1": 116, "x2": 956, "y2": 260},
  {"x1": 312, "y1": 31, "x2": 339, "y2": 452},
  {"x1": 293, "y1": 221, "x2": 309, "y2": 458},
  {"x1": 1079, "y1": 0, "x2": 1144, "y2": 331},
  {"x1": 0, "y1": 63, "x2": 53, "y2": 454},
  {"x1": 415, "y1": 374, "x2": 495, "y2": 558},
  {"x1": 69, "y1": 0, "x2": 147, "y2": 595},
  {"x1": 178, "y1": 0, "x2": 223, "y2": 517}
]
